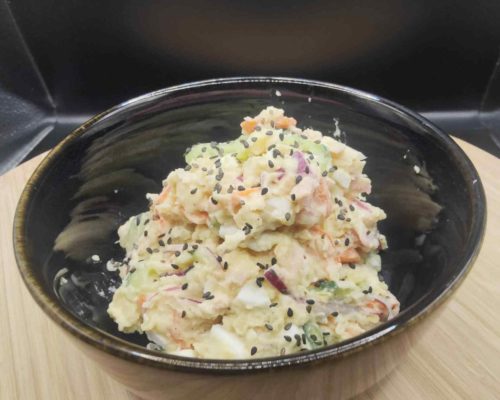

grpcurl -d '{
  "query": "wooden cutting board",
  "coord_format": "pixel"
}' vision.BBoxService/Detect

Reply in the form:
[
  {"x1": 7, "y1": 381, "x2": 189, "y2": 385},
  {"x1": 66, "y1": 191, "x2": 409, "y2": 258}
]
[{"x1": 1, "y1": 139, "x2": 499, "y2": 400}]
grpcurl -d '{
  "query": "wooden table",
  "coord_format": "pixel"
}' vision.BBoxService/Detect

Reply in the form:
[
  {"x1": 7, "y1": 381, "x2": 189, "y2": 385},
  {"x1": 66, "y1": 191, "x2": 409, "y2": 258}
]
[{"x1": 1, "y1": 140, "x2": 499, "y2": 400}]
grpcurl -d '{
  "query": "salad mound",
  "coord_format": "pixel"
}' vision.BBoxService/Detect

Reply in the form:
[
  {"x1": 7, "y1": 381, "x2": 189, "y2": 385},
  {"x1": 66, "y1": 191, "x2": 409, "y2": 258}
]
[{"x1": 107, "y1": 107, "x2": 400, "y2": 359}]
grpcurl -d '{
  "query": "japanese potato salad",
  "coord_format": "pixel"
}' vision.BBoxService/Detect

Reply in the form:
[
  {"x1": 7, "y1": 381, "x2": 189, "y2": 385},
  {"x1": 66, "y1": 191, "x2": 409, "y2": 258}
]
[{"x1": 107, "y1": 106, "x2": 400, "y2": 359}]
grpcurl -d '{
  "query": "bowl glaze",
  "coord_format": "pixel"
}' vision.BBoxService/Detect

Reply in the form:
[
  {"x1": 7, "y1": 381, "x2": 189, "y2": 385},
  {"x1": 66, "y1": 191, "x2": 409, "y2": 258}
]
[{"x1": 14, "y1": 77, "x2": 486, "y2": 399}]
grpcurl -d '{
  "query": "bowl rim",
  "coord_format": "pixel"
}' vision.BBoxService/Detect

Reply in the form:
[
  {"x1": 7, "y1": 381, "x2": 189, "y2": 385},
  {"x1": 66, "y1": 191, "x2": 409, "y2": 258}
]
[{"x1": 13, "y1": 76, "x2": 487, "y2": 372}]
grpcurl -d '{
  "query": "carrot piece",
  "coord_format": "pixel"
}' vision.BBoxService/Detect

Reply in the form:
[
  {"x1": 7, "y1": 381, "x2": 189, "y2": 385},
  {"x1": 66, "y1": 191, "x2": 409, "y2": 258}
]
[
  {"x1": 275, "y1": 116, "x2": 297, "y2": 129},
  {"x1": 339, "y1": 248, "x2": 361, "y2": 263},
  {"x1": 156, "y1": 185, "x2": 170, "y2": 204},
  {"x1": 240, "y1": 119, "x2": 257, "y2": 134},
  {"x1": 365, "y1": 299, "x2": 389, "y2": 321},
  {"x1": 234, "y1": 187, "x2": 259, "y2": 197},
  {"x1": 137, "y1": 294, "x2": 146, "y2": 307}
]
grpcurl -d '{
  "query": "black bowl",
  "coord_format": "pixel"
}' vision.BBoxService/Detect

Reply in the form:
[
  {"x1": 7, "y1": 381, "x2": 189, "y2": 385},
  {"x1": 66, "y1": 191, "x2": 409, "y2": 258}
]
[{"x1": 14, "y1": 77, "x2": 486, "y2": 399}]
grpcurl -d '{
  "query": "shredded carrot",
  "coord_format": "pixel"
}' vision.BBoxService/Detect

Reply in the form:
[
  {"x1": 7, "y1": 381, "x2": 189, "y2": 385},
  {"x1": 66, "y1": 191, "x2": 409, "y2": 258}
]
[
  {"x1": 234, "y1": 187, "x2": 260, "y2": 197},
  {"x1": 275, "y1": 116, "x2": 297, "y2": 129},
  {"x1": 240, "y1": 119, "x2": 257, "y2": 134},
  {"x1": 339, "y1": 248, "x2": 361, "y2": 263},
  {"x1": 311, "y1": 225, "x2": 335, "y2": 249},
  {"x1": 365, "y1": 299, "x2": 389, "y2": 321},
  {"x1": 156, "y1": 185, "x2": 170, "y2": 204},
  {"x1": 137, "y1": 294, "x2": 146, "y2": 307}
]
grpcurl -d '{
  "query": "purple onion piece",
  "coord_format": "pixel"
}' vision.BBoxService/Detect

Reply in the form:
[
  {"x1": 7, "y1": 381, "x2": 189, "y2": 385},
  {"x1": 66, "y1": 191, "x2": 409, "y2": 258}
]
[{"x1": 264, "y1": 269, "x2": 289, "y2": 294}]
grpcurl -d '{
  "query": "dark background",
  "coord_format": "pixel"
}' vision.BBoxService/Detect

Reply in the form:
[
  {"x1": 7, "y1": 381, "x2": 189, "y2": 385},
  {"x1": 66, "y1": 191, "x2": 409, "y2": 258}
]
[{"x1": 1, "y1": 0, "x2": 499, "y2": 174}]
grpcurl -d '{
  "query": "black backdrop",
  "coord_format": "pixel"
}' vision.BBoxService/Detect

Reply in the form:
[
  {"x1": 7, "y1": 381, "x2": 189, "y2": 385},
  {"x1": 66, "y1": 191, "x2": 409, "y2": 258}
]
[{"x1": 1, "y1": 0, "x2": 499, "y2": 172}]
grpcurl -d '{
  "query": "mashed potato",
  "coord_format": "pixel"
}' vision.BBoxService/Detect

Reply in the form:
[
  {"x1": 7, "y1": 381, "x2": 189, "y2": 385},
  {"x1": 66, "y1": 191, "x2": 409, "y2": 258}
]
[{"x1": 107, "y1": 107, "x2": 400, "y2": 359}]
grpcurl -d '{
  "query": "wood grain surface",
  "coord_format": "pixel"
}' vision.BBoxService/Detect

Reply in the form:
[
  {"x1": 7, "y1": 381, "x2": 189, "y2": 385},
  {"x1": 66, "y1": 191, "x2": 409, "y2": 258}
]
[{"x1": 1, "y1": 139, "x2": 499, "y2": 400}]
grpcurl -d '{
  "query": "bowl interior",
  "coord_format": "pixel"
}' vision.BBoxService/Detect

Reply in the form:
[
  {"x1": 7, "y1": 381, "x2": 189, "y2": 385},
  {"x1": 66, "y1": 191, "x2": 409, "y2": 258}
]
[{"x1": 17, "y1": 78, "x2": 484, "y2": 358}]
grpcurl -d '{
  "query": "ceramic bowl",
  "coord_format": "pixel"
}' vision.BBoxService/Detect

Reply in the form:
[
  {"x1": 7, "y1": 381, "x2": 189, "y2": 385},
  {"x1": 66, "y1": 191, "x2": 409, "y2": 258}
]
[{"x1": 14, "y1": 77, "x2": 486, "y2": 400}]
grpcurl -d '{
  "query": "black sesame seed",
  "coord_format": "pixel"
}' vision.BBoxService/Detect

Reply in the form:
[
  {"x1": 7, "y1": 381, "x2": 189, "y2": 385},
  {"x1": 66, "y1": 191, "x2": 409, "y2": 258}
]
[
  {"x1": 337, "y1": 214, "x2": 345, "y2": 221},
  {"x1": 251, "y1": 136, "x2": 258, "y2": 142},
  {"x1": 285, "y1": 212, "x2": 291, "y2": 221},
  {"x1": 251, "y1": 346, "x2": 258, "y2": 355},
  {"x1": 284, "y1": 335, "x2": 292, "y2": 342},
  {"x1": 183, "y1": 243, "x2": 188, "y2": 251},
  {"x1": 240, "y1": 200, "x2": 246, "y2": 206},
  {"x1": 257, "y1": 262, "x2": 266, "y2": 270},
  {"x1": 291, "y1": 194, "x2": 296, "y2": 201},
  {"x1": 192, "y1": 244, "x2": 199, "y2": 250},
  {"x1": 268, "y1": 160, "x2": 275, "y2": 168},
  {"x1": 266, "y1": 130, "x2": 273, "y2": 136},
  {"x1": 268, "y1": 144, "x2": 276, "y2": 151},
  {"x1": 167, "y1": 237, "x2": 173, "y2": 244},
  {"x1": 158, "y1": 239, "x2": 165, "y2": 247},
  {"x1": 201, "y1": 147, "x2": 207, "y2": 153},
  {"x1": 227, "y1": 185, "x2": 234, "y2": 193},
  {"x1": 306, "y1": 299, "x2": 315, "y2": 305},
  {"x1": 295, "y1": 175, "x2": 303, "y2": 184},
  {"x1": 344, "y1": 238, "x2": 350, "y2": 246},
  {"x1": 185, "y1": 165, "x2": 192, "y2": 171},
  {"x1": 284, "y1": 322, "x2": 292, "y2": 330},
  {"x1": 171, "y1": 264, "x2": 179, "y2": 270},
  {"x1": 272, "y1": 149, "x2": 282, "y2": 159},
  {"x1": 216, "y1": 255, "x2": 223, "y2": 263},
  {"x1": 302, "y1": 334, "x2": 307, "y2": 345},
  {"x1": 146, "y1": 247, "x2": 153, "y2": 254},
  {"x1": 184, "y1": 265, "x2": 195, "y2": 274},
  {"x1": 211, "y1": 197, "x2": 218, "y2": 205},
  {"x1": 332, "y1": 311, "x2": 339, "y2": 317},
  {"x1": 181, "y1": 310, "x2": 186, "y2": 318},
  {"x1": 346, "y1": 218, "x2": 351, "y2": 222},
  {"x1": 175, "y1": 251, "x2": 181, "y2": 257},
  {"x1": 215, "y1": 171, "x2": 224, "y2": 181},
  {"x1": 238, "y1": 185, "x2": 245, "y2": 191},
  {"x1": 181, "y1": 283, "x2": 188, "y2": 290},
  {"x1": 190, "y1": 188, "x2": 198, "y2": 195},
  {"x1": 136, "y1": 216, "x2": 141, "y2": 226},
  {"x1": 305, "y1": 166, "x2": 310, "y2": 174},
  {"x1": 202, "y1": 167, "x2": 207, "y2": 172},
  {"x1": 349, "y1": 263, "x2": 356, "y2": 269},
  {"x1": 289, "y1": 149, "x2": 294, "y2": 156},
  {"x1": 144, "y1": 230, "x2": 148, "y2": 237},
  {"x1": 294, "y1": 334, "x2": 302, "y2": 346},
  {"x1": 279, "y1": 133, "x2": 284, "y2": 141},
  {"x1": 255, "y1": 126, "x2": 261, "y2": 131},
  {"x1": 214, "y1": 183, "x2": 222, "y2": 193},
  {"x1": 261, "y1": 187, "x2": 269, "y2": 195},
  {"x1": 323, "y1": 332, "x2": 330, "y2": 336},
  {"x1": 349, "y1": 204, "x2": 355, "y2": 211},
  {"x1": 287, "y1": 308, "x2": 294, "y2": 317},
  {"x1": 256, "y1": 277, "x2": 265, "y2": 287},
  {"x1": 223, "y1": 261, "x2": 229, "y2": 270},
  {"x1": 310, "y1": 334, "x2": 317, "y2": 341},
  {"x1": 242, "y1": 140, "x2": 249, "y2": 149},
  {"x1": 363, "y1": 290, "x2": 369, "y2": 294},
  {"x1": 158, "y1": 233, "x2": 166, "y2": 238},
  {"x1": 271, "y1": 257, "x2": 277, "y2": 265},
  {"x1": 214, "y1": 159, "x2": 221, "y2": 168},
  {"x1": 269, "y1": 302, "x2": 278, "y2": 308},
  {"x1": 265, "y1": 323, "x2": 273, "y2": 331},
  {"x1": 322, "y1": 171, "x2": 328, "y2": 177},
  {"x1": 306, "y1": 305, "x2": 312, "y2": 313}
]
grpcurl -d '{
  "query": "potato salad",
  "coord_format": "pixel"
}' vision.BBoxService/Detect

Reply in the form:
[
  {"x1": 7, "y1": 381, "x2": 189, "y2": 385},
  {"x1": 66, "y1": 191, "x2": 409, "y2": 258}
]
[{"x1": 107, "y1": 106, "x2": 400, "y2": 359}]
